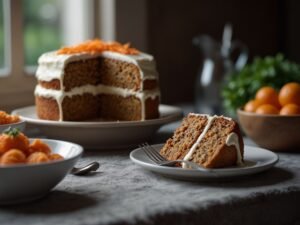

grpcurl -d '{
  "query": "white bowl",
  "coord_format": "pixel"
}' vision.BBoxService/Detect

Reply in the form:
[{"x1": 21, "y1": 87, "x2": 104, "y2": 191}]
[
  {"x1": 0, "y1": 139, "x2": 83, "y2": 205},
  {"x1": 0, "y1": 119, "x2": 26, "y2": 133}
]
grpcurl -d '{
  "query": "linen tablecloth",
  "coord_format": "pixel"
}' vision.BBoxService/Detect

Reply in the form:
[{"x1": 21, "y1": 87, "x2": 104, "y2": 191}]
[{"x1": 0, "y1": 122, "x2": 299, "y2": 225}]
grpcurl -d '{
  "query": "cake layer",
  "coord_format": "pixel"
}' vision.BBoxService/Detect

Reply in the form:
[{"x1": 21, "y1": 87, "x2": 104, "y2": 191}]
[
  {"x1": 99, "y1": 95, "x2": 159, "y2": 120},
  {"x1": 36, "y1": 51, "x2": 158, "y2": 87},
  {"x1": 36, "y1": 94, "x2": 159, "y2": 121},
  {"x1": 160, "y1": 115, "x2": 207, "y2": 160},
  {"x1": 63, "y1": 58, "x2": 101, "y2": 91},
  {"x1": 99, "y1": 58, "x2": 142, "y2": 91},
  {"x1": 160, "y1": 114, "x2": 244, "y2": 168}
]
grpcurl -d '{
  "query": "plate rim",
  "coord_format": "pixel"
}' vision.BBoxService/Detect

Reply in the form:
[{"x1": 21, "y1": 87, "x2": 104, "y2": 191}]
[
  {"x1": 12, "y1": 104, "x2": 183, "y2": 128},
  {"x1": 130, "y1": 144, "x2": 279, "y2": 178}
]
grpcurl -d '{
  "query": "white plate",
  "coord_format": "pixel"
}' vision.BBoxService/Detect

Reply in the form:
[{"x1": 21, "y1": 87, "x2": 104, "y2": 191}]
[
  {"x1": 12, "y1": 105, "x2": 183, "y2": 149},
  {"x1": 0, "y1": 138, "x2": 83, "y2": 205},
  {"x1": 130, "y1": 144, "x2": 279, "y2": 180}
]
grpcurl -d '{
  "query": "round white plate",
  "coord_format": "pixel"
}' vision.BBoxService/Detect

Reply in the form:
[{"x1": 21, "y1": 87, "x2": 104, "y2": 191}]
[
  {"x1": 12, "y1": 105, "x2": 183, "y2": 149},
  {"x1": 130, "y1": 144, "x2": 279, "y2": 180}
]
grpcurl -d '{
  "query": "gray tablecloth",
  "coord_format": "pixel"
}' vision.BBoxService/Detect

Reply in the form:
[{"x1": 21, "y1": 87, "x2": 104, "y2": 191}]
[{"x1": 0, "y1": 123, "x2": 300, "y2": 225}]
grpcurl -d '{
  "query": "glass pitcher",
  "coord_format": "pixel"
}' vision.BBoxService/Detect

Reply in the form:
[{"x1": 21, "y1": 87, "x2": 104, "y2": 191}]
[{"x1": 193, "y1": 24, "x2": 248, "y2": 115}]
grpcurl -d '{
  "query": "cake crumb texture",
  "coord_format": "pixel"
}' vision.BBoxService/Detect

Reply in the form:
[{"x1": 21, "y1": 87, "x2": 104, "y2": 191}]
[
  {"x1": 62, "y1": 94, "x2": 100, "y2": 121},
  {"x1": 36, "y1": 94, "x2": 159, "y2": 121},
  {"x1": 35, "y1": 96, "x2": 60, "y2": 121},
  {"x1": 160, "y1": 115, "x2": 208, "y2": 160},
  {"x1": 99, "y1": 58, "x2": 142, "y2": 91},
  {"x1": 63, "y1": 58, "x2": 101, "y2": 91},
  {"x1": 39, "y1": 80, "x2": 61, "y2": 90}
]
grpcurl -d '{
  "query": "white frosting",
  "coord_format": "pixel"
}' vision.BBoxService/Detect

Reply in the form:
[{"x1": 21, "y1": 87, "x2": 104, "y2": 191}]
[
  {"x1": 36, "y1": 51, "x2": 158, "y2": 85},
  {"x1": 189, "y1": 113, "x2": 233, "y2": 121},
  {"x1": 182, "y1": 115, "x2": 216, "y2": 168},
  {"x1": 182, "y1": 114, "x2": 243, "y2": 168},
  {"x1": 225, "y1": 133, "x2": 243, "y2": 166},
  {"x1": 35, "y1": 84, "x2": 160, "y2": 121}
]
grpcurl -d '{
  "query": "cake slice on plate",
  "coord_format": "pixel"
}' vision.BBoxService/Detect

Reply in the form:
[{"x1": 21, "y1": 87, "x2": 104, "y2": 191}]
[{"x1": 160, "y1": 113, "x2": 244, "y2": 168}]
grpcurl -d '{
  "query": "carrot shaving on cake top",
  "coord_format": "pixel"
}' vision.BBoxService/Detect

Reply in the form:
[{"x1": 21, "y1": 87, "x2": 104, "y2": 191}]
[{"x1": 57, "y1": 39, "x2": 139, "y2": 55}]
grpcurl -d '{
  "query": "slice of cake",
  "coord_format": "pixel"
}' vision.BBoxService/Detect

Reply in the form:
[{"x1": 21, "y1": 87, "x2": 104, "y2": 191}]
[
  {"x1": 160, "y1": 113, "x2": 244, "y2": 168},
  {"x1": 34, "y1": 39, "x2": 160, "y2": 121}
]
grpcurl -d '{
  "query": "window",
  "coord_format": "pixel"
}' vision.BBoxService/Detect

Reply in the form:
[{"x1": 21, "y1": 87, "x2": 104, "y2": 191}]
[
  {"x1": 0, "y1": 1, "x2": 4, "y2": 69},
  {"x1": 0, "y1": 0, "x2": 100, "y2": 112},
  {"x1": 23, "y1": 0, "x2": 62, "y2": 67},
  {"x1": 0, "y1": 0, "x2": 145, "y2": 112}
]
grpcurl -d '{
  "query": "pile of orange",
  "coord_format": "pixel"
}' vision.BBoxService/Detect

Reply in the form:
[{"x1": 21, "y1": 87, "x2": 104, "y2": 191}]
[
  {"x1": 244, "y1": 82, "x2": 300, "y2": 115},
  {"x1": 0, "y1": 128, "x2": 63, "y2": 166}
]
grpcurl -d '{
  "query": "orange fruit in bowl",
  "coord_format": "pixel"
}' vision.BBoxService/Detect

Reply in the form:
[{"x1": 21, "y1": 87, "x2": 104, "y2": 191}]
[
  {"x1": 0, "y1": 149, "x2": 26, "y2": 165},
  {"x1": 0, "y1": 131, "x2": 30, "y2": 155},
  {"x1": 255, "y1": 104, "x2": 279, "y2": 115},
  {"x1": 255, "y1": 86, "x2": 280, "y2": 108},
  {"x1": 278, "y1": 82, "x2": 300, "y2": 106},
  {"x1": 279, "y1": 103, "x2": 300, "y2": 115},
  {"x1": 244, "y1": 100, "x2": 262, "y2": 113}
]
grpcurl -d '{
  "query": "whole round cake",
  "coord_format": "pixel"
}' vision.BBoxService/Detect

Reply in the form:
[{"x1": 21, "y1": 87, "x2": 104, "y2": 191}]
[{"x1": 34, "y1": 39, "x2": 160, "y2": 121}]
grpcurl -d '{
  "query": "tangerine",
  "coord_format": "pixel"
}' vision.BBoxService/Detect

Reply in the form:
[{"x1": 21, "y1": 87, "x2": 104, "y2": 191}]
[
  {"x1": 255, "y1": 86, "x2": 280, "y2": 108},
  {"x1": 49, "y1": 153, "x2": 64, "y2": 161},
  {"x1": 244, "y1": 100, "x2": 262, "y2": 113},
  {"x1": 279, "y1": 103, "x2": 300, "y2": 115},
  {"x1": 278, "y1": 82, "x2": 300, "y2": 106},
  {"x1": 27, "y1": 152, "x2": 49, "y2": 164},
  {"x1": 0, "y1": 149, "x2": 26, "y2": 165},
  {"x1": 0, "y1": 131, "x2": 30, "y2": 155},
  {"x1": 29, "y1": 139, "x2": 51, "y2": 155},
  {"x1": 255, "y1": 104, "x2": 279, "y2": 115}
]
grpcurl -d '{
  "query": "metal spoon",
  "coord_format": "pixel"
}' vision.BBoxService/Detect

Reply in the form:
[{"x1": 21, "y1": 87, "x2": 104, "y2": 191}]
[{"x1": 71, "y1": 162, "x2": 100, "y2": 176}]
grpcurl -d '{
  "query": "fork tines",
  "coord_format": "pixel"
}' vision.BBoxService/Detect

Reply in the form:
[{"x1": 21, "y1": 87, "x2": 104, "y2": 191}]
[{"x1": 139, "y1": 143, "x2": 165, "y2": 164}]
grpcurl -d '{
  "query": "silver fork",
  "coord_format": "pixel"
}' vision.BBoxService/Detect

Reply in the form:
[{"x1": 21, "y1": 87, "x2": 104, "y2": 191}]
[{"x1": 139, "y1": 143, "x2": 208, "y2": 170}]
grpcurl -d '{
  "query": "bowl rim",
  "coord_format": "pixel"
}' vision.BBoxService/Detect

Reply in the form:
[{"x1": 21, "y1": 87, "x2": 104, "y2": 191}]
[
  {"x1": 237, "y1": 108, "x2": 300, "y2": 118},
  {"x1": 0, "y1": 138, "x2": 83, "y2": 170}
]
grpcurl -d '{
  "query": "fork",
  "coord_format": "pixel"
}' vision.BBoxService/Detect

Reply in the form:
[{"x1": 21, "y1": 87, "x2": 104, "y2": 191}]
[{"x1": 139, "y1": 143, "x2": 208, "y2": 170}]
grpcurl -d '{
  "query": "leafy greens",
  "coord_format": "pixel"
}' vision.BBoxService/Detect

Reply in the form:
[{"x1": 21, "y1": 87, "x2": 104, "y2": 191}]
[{"x1": 222, "y1": 54, "x2": 300, "y2": 116}]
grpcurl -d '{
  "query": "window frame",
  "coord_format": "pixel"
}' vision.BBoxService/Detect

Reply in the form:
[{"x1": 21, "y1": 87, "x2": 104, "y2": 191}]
[
  {"x1": 0, "y1": 0, "x2": 36, "y2": 112},
  {"x1": 0, "y1": 0, "x2": 98, "y2": 112}
]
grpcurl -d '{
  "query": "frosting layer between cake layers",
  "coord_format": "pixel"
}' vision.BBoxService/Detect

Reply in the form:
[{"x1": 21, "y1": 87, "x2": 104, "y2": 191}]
[{"x1": 35, "y1": 51, "x2": 160, "y2": 121}]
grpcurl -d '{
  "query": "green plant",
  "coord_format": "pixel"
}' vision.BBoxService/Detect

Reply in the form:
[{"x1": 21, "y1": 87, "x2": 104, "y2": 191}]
[{"x1": 222, "y1": 54, "x2": 300, "y2": 116}]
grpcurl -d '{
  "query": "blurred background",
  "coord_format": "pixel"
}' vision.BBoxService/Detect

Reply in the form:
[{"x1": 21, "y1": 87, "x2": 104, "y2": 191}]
[{"x1": 1, "y1": 0, "x2": 300, "y2": 111}]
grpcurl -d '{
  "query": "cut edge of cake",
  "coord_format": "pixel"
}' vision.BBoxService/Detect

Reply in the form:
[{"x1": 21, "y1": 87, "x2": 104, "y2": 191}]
[
  {"x1": 34, "y1": 40, "x2": 160, "y2": 121},
  {"x1": 160, "y1": 113, "x2": 244, "y2": 168}
]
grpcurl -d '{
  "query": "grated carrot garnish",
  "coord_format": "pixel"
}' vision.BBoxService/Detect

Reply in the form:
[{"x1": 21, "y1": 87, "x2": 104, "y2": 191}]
[{"x1": 57, "y1": 39, "x2": 139, "y2": 55}]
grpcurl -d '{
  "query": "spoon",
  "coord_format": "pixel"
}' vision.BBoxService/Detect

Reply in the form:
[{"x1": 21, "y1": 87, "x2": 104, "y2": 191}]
[{"x1": 71, "y1": 162, "x2": 100, "y2": 176}]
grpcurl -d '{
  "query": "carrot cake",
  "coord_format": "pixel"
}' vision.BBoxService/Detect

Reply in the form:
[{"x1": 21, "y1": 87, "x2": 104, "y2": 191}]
[
  {"x1": 160, "y1": 113, "x2": 244, "y2": 168},
  {"x1": 34, "y1": 39, "x2": 160, "y2": 121}
]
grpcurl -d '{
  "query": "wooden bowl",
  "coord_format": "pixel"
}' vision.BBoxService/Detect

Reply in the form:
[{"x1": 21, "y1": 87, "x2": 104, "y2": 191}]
[{"x1": 237, "y1": 108, "x2": 300, "y2": 151}]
